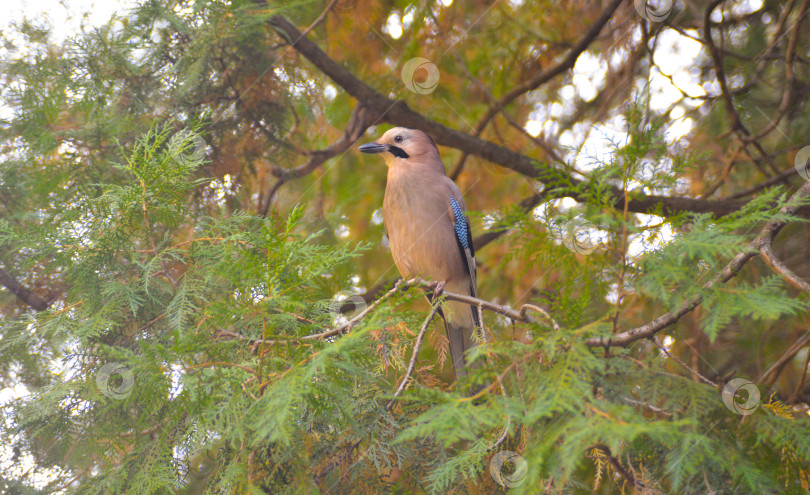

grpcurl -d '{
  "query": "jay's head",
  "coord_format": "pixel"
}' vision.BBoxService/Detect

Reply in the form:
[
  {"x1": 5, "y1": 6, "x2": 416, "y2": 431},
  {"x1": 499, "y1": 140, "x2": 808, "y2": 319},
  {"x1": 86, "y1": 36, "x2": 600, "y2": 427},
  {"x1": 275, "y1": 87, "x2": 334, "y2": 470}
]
[{"x1": 358, "y1": 127, "x2": 441, "y2": 169}]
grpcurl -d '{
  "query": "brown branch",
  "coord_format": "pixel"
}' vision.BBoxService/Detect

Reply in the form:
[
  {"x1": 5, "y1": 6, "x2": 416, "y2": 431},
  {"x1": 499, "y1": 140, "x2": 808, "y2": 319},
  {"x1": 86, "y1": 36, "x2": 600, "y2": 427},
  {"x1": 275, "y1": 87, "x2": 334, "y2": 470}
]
[
  {"x1": 726, "y1": 166, "x2": 801, "y2": 200},
  {"x1": 243, "y1": 278, "x2": 557, "y2": 349},
  {"x1": 744, "y1": 0, "x2": 808, "y2": 143},
  {"x1": 266, "y1": 14, "x2": 748, "y2": 217},
  {"x1": 258, "y1": 103, "x2": 374, "y2": 216},
  {"x1": 758, "y1": 331, "x2": 810, "y2": 386},
  {"x1": 0, "y1": 267, "x2": 48, "y2": 311},
  {"x1": 649, "y1": 337, "x2": 717, "y2": 387},
  {"x1": 585, "y1": 181, "x2": 810, "y2": 348},
  {"x1": 473, "y1": 192, "x2": 546, "y2": 250},
  {"x1": 415, "y1": 280, "x2": 560, "y2": 329},
  {"x1": 471, "y1": 0, "x2": 624, "y2": 137},
  {"x1": 760, "y1": 243, "x2": 810, "y2": 293},
  {"x1": 703, "y1": 0, "x2": 782, "y2": 177}
]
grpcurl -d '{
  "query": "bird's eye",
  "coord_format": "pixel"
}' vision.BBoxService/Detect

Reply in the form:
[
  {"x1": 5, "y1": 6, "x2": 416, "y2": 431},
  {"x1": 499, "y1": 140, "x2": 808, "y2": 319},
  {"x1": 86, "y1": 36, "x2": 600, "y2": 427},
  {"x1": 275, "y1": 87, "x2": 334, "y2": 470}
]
[{"x1": 394, "y1": 135, "x2": 403, "y2": 143}]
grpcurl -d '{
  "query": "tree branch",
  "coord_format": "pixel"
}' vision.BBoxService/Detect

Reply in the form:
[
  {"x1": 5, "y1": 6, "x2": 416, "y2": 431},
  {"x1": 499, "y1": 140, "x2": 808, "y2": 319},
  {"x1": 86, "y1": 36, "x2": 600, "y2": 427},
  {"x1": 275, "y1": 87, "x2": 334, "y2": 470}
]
[
  {"x1": 0, "y1": 267, "x2": 48, "y2": 311},
  {"x1": 760, "y1": 243, "x2": 810, "y2": 293},
  {"x1": 470, "y1": 0, "x2": 624, "y2": 140},
  {"x1": 584, "y1": 181, "x2": 810, "y2": 348},
  {"x1": 266, "y1": 14, "x2": 748, "y2": 217},
  {"x1": 240, "y1": 278, "x2": 558, "y2": 349},
  {"x1": 259, "y1": 103, "x2": 375, "y2": 216},
  {"x1": 757, "y1": 331, "x2": 810, "y2": 386},
  {"x1": 703, "y1": 0, "x2": 783, "y2": 177}
]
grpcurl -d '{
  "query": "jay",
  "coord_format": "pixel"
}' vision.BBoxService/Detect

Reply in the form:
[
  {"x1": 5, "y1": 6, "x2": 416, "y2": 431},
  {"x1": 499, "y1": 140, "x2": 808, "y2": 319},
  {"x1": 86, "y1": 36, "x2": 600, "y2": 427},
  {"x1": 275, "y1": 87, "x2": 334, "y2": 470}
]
[{"x1": 359, "y1": 127, "x2": 484, "y2": 385}]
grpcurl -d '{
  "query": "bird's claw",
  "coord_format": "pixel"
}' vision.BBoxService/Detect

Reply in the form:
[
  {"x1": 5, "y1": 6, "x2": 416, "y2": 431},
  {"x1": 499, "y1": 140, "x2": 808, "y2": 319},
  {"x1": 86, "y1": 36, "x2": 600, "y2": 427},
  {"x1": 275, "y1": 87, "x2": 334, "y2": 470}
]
[{"x1": 431, "y1": 281, "x2": 446, "y2": 300}]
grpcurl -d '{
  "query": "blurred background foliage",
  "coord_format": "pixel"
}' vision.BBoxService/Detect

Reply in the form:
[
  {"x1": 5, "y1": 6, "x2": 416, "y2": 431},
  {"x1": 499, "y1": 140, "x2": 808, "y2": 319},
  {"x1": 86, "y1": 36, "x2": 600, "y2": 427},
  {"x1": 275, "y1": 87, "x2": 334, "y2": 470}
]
[{"x1": 1, "y1": 0, "x2": 810, "y2": 493}]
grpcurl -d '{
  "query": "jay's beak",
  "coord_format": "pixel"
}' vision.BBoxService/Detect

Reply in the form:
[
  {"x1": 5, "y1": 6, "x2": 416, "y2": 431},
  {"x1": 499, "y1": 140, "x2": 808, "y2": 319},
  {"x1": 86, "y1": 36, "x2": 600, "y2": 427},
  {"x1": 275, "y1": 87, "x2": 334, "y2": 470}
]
[{"x1": 358, "y1": 142, "x2": 388, "y2": 154}]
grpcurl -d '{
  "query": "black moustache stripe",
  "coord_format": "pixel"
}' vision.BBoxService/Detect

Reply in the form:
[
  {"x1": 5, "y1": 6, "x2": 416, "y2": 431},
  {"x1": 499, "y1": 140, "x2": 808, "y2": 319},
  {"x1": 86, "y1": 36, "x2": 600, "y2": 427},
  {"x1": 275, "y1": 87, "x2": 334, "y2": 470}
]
[{"x1": 388, "y1": 146, "x2": 409, "y2": 159}]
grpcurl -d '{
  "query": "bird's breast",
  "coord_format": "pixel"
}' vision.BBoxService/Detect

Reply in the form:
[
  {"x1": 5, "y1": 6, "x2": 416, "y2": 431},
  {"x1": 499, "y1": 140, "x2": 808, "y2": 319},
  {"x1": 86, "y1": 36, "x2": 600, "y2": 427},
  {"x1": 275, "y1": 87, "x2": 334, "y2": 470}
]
[{"x1": 382, "y1": 177, "x2": 463, "y2": 283}]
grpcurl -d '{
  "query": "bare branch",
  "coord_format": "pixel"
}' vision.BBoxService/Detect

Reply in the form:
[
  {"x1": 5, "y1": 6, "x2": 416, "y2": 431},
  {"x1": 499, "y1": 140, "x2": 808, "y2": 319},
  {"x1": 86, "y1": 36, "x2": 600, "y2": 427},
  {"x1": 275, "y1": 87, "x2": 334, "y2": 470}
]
[
  {"x1": 0, "y1": 267, "x2": 48, "y2": 311},
  {"x1": 649, "y1": 337, "x2": 717, "y2": 387},
  {"x1": 259, "y1": 103, "x2": 375, "y2": 216},
  {"x1": 266, "y1": 14, "x2": 749, "y2": 217},
  {"x1": 758, "y1": 331, "x2": 810, "y2": 386},
  {"x1": 472, "y1": 0, "x2": 624, "y2": 135},
  {"x1": 703, "y1": 0, "x2": 783, "y2": 177},
  {"x1": 760, "y1": 243, "x2": 810, "y2": 293},
  {"x1": 585, "y1": 181, "x2": 810, "y2": 348},
  {"x1": 247, "y1": 278, "x2": 558, "y2": 349}
]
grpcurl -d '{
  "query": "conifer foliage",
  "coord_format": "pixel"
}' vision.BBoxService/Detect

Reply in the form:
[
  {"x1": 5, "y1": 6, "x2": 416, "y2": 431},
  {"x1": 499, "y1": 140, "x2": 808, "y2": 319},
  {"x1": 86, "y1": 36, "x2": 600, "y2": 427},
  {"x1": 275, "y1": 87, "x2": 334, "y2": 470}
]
[{"x1": 1, "y1": 1, "x2": 810, "y2": 493}]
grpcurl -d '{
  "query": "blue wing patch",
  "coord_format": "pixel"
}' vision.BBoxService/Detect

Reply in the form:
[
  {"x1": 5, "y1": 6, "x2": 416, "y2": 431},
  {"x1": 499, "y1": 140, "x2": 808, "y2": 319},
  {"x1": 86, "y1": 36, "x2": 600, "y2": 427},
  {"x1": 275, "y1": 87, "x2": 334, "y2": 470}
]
[{"x1": 449, "y1": 197, "x2": 469, "y2": 249}]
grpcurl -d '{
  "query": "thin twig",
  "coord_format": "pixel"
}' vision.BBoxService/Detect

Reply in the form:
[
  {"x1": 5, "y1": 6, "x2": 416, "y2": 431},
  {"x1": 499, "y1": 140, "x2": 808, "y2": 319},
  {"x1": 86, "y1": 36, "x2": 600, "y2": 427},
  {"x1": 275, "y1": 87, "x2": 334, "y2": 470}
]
[
  {"x1": 649, "y1": 337, "x2": 717, "y2": 387},
  {"x1": 759, "y1": 243, "x2": 810, "y2": 293},
  {"x1": 758, "y1": 331, "x2": 810, "y2": 386},
  {"x1": 385, "y1": 302, "x2": 441, "y2": 410},
  {"x1": 244, "y1": 278, "x2": 558, "y2": 347},
  {"x1": 703, "y1": 0, "x2": 782, "y2": 177},
  {"x1": 620, "y1": 396, "x2": 673, "y2": 417},
  {"x1": 518, "y1": 304, "x2": 560, "y2": 331}
]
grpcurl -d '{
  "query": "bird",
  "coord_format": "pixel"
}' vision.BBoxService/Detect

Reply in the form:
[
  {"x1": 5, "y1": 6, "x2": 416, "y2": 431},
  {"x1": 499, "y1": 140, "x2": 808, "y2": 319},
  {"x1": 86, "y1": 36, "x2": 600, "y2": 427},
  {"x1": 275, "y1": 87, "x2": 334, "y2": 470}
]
[{"x1": 358, "y1": 127, "x2": 485, "y2": 389}]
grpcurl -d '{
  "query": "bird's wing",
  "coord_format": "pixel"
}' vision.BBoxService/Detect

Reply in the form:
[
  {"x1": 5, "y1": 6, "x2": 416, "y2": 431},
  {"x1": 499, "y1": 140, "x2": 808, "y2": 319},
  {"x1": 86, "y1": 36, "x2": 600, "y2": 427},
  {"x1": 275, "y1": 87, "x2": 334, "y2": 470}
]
[{"x1": 448, "y1": 195, "x2": 478, "y2": 299}]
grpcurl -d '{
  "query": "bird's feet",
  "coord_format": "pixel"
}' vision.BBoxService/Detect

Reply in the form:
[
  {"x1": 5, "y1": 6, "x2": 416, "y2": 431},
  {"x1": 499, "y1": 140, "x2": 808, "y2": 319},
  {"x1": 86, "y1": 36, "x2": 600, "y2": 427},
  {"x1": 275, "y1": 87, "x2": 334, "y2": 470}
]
[{"x1": 430, "y1": 281, "x2": 446, "y2": 300}]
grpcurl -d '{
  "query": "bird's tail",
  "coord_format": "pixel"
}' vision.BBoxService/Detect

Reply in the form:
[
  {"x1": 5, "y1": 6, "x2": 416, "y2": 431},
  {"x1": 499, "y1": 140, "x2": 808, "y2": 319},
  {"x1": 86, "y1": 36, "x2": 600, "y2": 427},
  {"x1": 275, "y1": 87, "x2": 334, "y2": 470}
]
[{"x1": 442, "y1": 298, "x2": 489, "y2": 395}]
